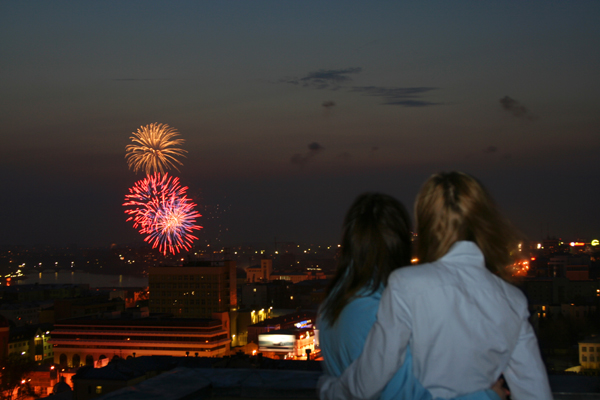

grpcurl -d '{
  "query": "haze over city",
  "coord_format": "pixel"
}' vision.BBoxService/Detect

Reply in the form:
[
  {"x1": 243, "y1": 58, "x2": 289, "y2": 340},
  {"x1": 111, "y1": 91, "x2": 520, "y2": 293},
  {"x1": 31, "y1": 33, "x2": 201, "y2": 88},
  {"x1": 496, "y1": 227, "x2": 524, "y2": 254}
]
[{"x1": 1, "y1": 1, "x2": 599, "y2": 247}]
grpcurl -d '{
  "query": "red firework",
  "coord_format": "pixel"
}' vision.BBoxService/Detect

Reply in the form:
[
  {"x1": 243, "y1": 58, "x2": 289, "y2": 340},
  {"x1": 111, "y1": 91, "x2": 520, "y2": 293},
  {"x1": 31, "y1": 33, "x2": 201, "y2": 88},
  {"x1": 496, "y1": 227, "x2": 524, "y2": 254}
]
[{"x1": 124, "y1": 173, "x2": 202, "y2": 255}]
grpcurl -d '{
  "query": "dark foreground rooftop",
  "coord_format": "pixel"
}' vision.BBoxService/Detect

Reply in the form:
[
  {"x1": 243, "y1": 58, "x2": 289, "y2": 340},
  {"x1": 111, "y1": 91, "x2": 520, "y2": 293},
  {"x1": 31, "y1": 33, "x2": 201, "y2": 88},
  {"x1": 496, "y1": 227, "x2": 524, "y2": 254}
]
[
  {"x1": 97, "y1": 367, "x2": 320, "y2": 400},
  {"x1": 96, "y1": 370, "x2": 600, "y2": 400},
  {"x1": 49, "y1": 355, "x2": 600, "y2": 400}
]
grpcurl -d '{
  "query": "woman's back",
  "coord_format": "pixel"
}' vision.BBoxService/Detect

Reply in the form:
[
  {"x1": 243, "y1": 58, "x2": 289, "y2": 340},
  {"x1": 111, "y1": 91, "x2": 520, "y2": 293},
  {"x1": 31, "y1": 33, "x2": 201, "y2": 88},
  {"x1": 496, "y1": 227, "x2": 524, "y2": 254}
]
[{"x1": 385, "y1": 241, "x2": 541, "y2": 397}]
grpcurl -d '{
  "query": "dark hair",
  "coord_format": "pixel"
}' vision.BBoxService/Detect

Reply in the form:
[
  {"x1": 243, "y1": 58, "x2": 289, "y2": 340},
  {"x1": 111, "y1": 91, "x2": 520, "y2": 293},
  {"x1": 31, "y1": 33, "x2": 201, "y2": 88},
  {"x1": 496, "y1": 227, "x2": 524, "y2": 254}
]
[
  {"x1": 415, "y1": 171, "x2": 520, "y2": 279},
  {"x1": 320, "y1": 193, "x2": 412, "y2": 325}
]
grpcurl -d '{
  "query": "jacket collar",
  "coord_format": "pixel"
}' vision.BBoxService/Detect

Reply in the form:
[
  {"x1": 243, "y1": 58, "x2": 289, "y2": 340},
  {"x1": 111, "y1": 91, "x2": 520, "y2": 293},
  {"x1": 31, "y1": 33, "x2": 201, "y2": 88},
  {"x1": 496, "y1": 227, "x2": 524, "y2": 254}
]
[{"x1": 440, "y1": 241, "x2": 485, "y2": 268}]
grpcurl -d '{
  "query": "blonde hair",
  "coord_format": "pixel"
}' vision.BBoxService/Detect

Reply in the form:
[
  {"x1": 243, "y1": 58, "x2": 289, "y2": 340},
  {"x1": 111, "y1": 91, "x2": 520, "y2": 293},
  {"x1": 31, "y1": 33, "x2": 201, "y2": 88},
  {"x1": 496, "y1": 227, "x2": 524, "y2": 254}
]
[{"x1": 415, "y1": 172, "x2": 519, "y2": 279}]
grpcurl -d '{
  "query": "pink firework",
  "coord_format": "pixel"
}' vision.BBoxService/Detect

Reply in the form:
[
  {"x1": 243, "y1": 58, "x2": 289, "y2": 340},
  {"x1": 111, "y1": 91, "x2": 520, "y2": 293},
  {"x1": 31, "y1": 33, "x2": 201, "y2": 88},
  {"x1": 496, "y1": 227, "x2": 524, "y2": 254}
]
[
  {"x1": 124, "y1": 173, "x2": 202, "y2": 254},
  {"x1": 142, "y1": 195, "x2": 202, "y2": 255},
  {"x1": 123, "y1": 173, "x2": 186, "y2": 230}
]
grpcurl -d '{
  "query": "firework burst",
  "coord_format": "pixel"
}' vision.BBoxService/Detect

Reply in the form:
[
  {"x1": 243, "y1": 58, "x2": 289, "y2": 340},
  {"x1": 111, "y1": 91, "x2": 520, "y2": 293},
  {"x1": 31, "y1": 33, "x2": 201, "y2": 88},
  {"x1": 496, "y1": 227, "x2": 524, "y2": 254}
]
[
  {"x1": 123, "y1": 173, "x2": 186, "y2": 231},
  {"x1": 125, "y1": 123, "x2": 187, "y2": 174},
  {"x1": 123, "y1": 173, "x2": 202, "y2": 255},
  {"x1": 143, "y1": 195, "x2": 202, "y2": 255}
]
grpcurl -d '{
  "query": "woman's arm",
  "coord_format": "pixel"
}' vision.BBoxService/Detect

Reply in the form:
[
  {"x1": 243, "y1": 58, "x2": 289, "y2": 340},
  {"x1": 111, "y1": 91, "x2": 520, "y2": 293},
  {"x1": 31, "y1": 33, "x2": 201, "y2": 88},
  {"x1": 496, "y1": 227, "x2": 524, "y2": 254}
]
[
  {"x1": 503, "y1": 318, "x2": 552, "y2": 399},
  {"x1": 318, "y1": 277, "x2": 412, "y2": 400}
]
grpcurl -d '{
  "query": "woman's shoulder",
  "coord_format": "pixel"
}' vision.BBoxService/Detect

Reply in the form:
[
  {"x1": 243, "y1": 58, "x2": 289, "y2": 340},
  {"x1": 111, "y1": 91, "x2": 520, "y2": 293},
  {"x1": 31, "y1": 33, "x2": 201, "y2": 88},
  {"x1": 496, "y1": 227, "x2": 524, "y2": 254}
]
[{"x1": 388, "y1": 261, "x2": 445, "y2": 290}]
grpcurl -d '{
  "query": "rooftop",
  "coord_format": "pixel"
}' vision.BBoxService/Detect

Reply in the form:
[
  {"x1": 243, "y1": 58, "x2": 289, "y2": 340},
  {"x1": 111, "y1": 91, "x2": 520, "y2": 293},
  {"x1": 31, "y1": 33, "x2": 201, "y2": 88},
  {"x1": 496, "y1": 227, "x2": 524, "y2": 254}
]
[{"x1": 62, "y1": 355, "x2": 600, "y2": 400}]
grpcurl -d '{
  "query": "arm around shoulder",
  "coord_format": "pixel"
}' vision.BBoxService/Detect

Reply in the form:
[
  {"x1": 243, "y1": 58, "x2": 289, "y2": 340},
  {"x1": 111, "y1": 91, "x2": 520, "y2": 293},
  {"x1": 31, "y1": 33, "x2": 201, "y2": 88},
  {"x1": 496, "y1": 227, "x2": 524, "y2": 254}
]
[{"x1": 318, "y1": 277, "x2": 412, "y2": 400}]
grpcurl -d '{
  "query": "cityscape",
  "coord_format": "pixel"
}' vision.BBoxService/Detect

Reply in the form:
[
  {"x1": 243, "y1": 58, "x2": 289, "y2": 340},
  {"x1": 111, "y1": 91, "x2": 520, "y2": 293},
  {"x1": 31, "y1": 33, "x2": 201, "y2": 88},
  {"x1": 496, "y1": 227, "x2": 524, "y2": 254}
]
[{"x1": 0, "y1": 235, "x2": 599, "y2": 398}]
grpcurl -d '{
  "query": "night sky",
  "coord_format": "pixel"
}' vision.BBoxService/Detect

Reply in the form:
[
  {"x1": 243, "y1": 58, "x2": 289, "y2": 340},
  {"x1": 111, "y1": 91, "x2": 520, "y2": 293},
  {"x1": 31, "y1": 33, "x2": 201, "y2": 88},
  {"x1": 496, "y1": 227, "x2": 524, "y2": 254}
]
[{"x1": 1, "y1": 1, "x2": 599, "y2": 247}]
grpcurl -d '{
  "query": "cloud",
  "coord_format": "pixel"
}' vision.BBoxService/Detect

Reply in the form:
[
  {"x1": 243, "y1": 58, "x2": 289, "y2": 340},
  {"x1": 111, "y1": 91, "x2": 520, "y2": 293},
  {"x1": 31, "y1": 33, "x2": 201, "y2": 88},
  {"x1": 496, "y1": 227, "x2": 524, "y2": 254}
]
[
  {"x1": 499, "y1": 96, "x2": 536, "y2": 120},
  {"x1": 351, "y1": 86, "x2": 441, "y2": 107},
  {"x1": 112, "y1": 78, "x2": 172, "y2": 81},
  {"x1": 322, "y1": 101, "x2": 336, "y2": 118},
  {"x1": 281, "y1": 67, "x2": 362, "y2": 90},
  {"x1": 281, "y1": 68, "x2": 441, "y2": 106},
  {"x1": 291, "y1": 142, "x2": 324, "y2": 167},
  {"x1": 308, "y1": 142, "x2": 324, "y2": 152}
]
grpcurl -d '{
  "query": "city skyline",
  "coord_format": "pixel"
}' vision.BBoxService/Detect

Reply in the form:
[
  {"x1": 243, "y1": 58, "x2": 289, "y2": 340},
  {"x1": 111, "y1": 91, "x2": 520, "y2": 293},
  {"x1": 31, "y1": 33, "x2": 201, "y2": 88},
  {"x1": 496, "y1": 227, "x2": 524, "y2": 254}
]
[{"x1": 1, "y1": 1, "x2": 599, "y2": 247}]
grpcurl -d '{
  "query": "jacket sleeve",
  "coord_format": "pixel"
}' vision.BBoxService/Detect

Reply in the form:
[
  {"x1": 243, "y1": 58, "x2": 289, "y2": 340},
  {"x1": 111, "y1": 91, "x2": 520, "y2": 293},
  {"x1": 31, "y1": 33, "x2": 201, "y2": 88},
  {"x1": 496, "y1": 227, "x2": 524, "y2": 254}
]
[
  {"x1": 503, "y1": 317, "x2": 553, "y2": 399},
  {"x1": 318, "y1": 274, "x2": 505, "y2": 400},
  {"x1": 318, "y1": 274, "x2": 412, "y2": 399}
]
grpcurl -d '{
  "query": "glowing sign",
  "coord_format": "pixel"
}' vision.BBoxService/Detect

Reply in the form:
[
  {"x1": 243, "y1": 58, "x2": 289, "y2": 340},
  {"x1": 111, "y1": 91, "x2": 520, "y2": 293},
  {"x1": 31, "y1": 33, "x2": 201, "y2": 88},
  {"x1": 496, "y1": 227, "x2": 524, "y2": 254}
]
[
  {"x1": 592, "y1": 239, "x2": 599, "y2": 246},
  {"x1": 295, "y1": 319, "x2": 312, "y2": 329},
  {"x1": 258, "y1": 334, "x2": 295, "y2": 352},
  {"x1": 570, "y1": 242, "x2": 585, "y2": 247}
]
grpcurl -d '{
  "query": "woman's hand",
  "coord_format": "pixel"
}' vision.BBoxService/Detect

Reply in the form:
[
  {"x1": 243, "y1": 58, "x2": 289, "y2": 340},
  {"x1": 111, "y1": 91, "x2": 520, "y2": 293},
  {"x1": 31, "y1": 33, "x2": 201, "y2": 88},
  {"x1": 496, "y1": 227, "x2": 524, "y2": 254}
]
[{"x1": 491, "y1": 377, "x2": 510, "y2": 400}]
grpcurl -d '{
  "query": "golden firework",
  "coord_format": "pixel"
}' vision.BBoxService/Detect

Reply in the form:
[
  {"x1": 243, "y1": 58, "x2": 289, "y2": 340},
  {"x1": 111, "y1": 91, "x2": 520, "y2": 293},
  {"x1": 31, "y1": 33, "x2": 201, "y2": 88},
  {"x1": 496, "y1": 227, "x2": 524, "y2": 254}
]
[{"x1": 125, "y1": 123, "x2": 187, "y2": 174}]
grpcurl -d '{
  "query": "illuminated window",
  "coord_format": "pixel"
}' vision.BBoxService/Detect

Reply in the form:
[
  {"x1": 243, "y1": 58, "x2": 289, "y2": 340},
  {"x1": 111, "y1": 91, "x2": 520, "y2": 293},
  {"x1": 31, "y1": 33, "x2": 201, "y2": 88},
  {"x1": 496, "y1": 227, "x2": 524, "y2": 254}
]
[{"x1": 96, "y1": 386, "x2": 103, "y2": 394}]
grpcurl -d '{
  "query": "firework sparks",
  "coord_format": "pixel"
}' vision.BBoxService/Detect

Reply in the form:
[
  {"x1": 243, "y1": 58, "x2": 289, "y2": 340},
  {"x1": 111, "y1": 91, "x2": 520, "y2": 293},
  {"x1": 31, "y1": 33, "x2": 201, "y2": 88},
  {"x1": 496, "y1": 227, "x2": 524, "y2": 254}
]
[
  {"x1": 125, "y1": 123, "x2": 187, "y2": 174},
  {"x1": 123, "y1": 173, "x2": 202, "y2": 254},
  {"x1": 144, "y1": 195, "x2": 202, "y2": 255},
  {"x1": 123, "y1": 173, "x2": 186, "y2": 231}
]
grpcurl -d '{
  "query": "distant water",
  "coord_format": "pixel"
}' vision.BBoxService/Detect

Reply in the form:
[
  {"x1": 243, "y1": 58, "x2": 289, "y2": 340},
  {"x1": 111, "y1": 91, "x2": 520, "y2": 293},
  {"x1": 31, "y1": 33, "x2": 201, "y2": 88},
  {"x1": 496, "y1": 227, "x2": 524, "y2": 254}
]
[{"x1": 17, "y1": 270, "x2": 148, "y2": 288}]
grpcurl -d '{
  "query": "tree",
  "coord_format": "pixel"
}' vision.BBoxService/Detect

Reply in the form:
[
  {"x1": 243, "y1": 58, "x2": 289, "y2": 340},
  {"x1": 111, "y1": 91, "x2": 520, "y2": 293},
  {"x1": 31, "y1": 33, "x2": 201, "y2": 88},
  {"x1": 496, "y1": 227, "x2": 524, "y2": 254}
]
[{"x1": 0, "y1": 355, "x2": 35, "y2": 400}]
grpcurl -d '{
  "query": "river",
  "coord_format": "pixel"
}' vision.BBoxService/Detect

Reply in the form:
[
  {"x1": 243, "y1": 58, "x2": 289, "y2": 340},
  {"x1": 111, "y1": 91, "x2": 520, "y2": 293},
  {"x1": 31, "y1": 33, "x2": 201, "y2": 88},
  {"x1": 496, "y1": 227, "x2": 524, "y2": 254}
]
[{"x1": 16, "y1": 270, "x2": 148, "y2": 288}]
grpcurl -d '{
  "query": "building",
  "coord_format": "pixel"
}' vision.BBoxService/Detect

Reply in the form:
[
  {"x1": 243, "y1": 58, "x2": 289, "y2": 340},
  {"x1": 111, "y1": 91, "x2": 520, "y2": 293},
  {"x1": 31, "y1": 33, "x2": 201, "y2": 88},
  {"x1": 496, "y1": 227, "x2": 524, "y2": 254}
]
[
  {"x1": 54, "y1": 295, "x2": 126, "y2": 321},
  {"x1": 26, "y1": 364, "x2": 75, "y2": 398},
  {"x1": 247, "y1": 311, "x2": 315, "y2": 345},
  {"x1": 50, "y1": 313, "x2": 231, "y2": 368},
  {"x1": 0, "y1": 283, "x2": 89, "y2": 303},
  {"x1": 246, "y1": 259, "x2": 272, "y2": 283},
  {"x1": 240, "y1": 281, "x2": 290, "y2": 310},
  {"x1": 271, "y1": 270, "x2": 329, "y2": 284},
  {"x1": 69, "y1": 354, "x2": 322, "y2": 400},
  {"x1": 521, "y1": 276, "x2": 600, "y2": 305},
  {"x1": 8, "y1": 323, "x2": 54, "y2": 364},
  {"x1": 0, "y1": 314, "x2": 9, "y2": 359},
  {"x1": 579, "y1": 336, "x2": 600, "y2": 370},
  {"x1": 72, "y1": 357, "x2": 168, "y2": 400},
  {"x1": 148, "y1": 260, "x2": 237, "y2": 318},
  {"x1": 258, "y1": 328, "x2": 316, "y2": 360},
  {"x1": 0, "y1": 302, "x2": 42, "y2": 327}
]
